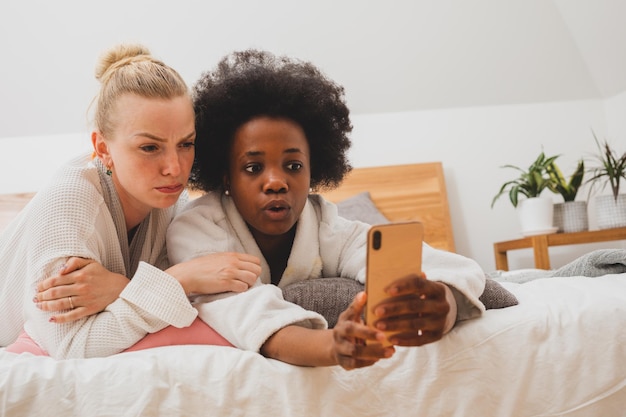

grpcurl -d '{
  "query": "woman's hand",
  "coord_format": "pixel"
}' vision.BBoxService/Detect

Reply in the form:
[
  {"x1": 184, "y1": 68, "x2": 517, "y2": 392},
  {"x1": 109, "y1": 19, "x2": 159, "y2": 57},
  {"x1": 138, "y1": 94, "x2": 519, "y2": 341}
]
[
  {"x1": 260, "y1": 291, "x2": 394, "y2": 369},
  {"x1": 369, "y1": 273, "x2": 457, "y2": 347},
  {"x1": 34, "y1": 257, "x2": 129, "y2": 323},
  {"x1": 166, "y1": 252, "x2": 262, "y2": 295},
  {"x1": 332, "y1": 292, "x2": 395, "y2": 370}
]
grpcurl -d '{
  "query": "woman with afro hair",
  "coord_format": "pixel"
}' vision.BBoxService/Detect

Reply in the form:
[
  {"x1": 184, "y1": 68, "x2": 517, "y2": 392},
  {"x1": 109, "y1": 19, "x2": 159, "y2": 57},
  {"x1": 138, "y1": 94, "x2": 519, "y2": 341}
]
[{"x1": 167, "y1": 50, "x2": 486, "y2": 369}]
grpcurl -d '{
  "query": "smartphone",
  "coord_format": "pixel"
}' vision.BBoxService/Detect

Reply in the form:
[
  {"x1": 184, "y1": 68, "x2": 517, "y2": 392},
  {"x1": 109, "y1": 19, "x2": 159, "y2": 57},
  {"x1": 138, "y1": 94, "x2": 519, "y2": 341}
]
[{"x1": 365, "y1": 221, "x2": 424, "y2": 346}]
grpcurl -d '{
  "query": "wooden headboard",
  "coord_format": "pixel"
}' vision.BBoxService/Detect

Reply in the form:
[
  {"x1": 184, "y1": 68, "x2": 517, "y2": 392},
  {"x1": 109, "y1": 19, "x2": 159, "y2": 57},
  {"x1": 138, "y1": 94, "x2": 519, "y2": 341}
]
[
  {"x1": 0, "y1": 162, "x2": 455, "y2": 252},
  {"x1": 320, "y1": 162, "x2": 455, "y2": 252}
]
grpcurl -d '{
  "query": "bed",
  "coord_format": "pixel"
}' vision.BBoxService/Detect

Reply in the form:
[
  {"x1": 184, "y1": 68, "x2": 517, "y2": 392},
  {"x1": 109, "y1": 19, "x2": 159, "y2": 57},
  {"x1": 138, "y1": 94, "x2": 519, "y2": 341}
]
[{"x1": 1, "y1": 162, "x2": 626, "y2": 416}]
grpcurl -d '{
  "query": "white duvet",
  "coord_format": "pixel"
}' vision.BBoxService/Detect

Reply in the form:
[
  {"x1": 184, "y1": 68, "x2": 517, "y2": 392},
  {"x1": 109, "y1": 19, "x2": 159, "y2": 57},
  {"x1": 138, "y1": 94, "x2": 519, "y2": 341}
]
[{"x1": 2, "y1": 274, "x2": 625, "y2": 417}]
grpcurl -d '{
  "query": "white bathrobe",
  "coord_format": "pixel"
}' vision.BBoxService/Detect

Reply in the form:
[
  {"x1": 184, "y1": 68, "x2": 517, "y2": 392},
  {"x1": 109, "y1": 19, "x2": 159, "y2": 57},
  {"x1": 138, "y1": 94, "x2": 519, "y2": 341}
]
[
  {"x1": 0, "y1": 154, "x2": 197, "y2": 358},
  {"x1": 167, "y1": 192, "x2": 486, "y2": 352}
]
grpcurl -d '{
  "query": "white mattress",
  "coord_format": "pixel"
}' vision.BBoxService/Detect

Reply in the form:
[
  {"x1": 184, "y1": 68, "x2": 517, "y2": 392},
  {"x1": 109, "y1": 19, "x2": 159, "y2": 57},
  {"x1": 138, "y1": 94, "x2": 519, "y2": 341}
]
[{"x1": 2, "y1": 274, "x2": 625, "y2": 416}]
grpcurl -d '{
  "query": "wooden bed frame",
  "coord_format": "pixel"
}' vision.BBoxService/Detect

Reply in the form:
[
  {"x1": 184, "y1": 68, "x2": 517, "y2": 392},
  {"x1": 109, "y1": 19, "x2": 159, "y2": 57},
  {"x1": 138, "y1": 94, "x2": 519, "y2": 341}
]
[
  {"x1": 0, "y1": 162, "x2": 455, "y2": 252},
  {"x1": 320, "y1": 162, "x2": 455, "y2": 252}
]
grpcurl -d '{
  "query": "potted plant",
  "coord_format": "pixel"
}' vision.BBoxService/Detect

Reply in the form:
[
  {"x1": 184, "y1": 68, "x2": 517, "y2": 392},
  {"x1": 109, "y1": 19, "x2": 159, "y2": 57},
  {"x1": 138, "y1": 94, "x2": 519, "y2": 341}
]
[
  {"x1": 585, "y1": 132, "x2": 626, "y2": 229},
  {"x1": 546, "y1": 159, "x2": 588, "y2": 233},
  {"x1": 492, "y1": 151, "x2": 559, "y2": 236}
]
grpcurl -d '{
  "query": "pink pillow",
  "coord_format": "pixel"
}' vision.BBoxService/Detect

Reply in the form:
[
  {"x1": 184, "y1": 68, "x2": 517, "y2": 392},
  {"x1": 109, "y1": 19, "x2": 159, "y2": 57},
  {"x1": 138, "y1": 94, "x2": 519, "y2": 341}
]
[
  {"x1": 124, "y1": 318, "x2": 233, "y2": 351},
  {"x1": 5, "y1": 318, "x2": 233, "y2": 356},
  {"x1": 5, "y1": 331, "x2": 48, "y2": 355}
]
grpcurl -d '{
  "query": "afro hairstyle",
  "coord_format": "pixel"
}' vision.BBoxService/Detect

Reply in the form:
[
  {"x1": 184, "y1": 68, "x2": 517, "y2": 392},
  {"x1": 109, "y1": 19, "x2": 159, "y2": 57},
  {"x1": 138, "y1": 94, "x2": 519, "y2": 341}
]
[{"x1": 190, "y1": 49, "x2": 353, "y2": 192}]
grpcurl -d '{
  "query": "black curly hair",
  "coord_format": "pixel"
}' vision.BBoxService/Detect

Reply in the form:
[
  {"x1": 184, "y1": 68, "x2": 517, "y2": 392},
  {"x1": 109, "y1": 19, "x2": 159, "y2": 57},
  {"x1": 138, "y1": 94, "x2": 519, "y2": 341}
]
[{"x1": 190, "y1": 49, "x2": 353, "y2": 193}]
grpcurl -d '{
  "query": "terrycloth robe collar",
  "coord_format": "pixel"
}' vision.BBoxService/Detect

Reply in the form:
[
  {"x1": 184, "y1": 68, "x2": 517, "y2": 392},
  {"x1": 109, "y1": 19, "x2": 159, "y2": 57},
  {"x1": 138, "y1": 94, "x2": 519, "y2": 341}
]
[
  {"x1": 221, "y1": 195, "x2": 323, "y2": 287},
  {"x1": 95, "y1": 158, "x2": 150, "y2": 277}
]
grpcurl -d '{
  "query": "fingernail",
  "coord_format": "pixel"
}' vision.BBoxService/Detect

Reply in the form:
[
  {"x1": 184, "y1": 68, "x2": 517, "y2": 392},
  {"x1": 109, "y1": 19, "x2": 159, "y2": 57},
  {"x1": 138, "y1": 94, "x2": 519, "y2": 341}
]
[
  {"x1": 57, "y1": 264, "x2": 67, "y2": 273},
  {"x1": 32, "y1": 296, "x2": 38, "y2": 303},
  {"x1": 49, "y1": 317, "x2": 56, "y2": 323},
  {"x1": 384, "y1": 347, "x2": 395, "y2": 357},
  {"x1": 376, "y1": 322, "x2": 387, "y2": 330}
]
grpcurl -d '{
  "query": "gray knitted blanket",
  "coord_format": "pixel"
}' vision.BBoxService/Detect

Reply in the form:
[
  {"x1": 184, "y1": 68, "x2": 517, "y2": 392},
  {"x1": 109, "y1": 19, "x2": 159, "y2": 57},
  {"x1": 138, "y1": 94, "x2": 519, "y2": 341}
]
[
  {"x1": 490, "y1": 249, "x2": 626, "y2": 284},
  {"x1": 552, "y1": 249, "x2": 626, "y2": 277}
]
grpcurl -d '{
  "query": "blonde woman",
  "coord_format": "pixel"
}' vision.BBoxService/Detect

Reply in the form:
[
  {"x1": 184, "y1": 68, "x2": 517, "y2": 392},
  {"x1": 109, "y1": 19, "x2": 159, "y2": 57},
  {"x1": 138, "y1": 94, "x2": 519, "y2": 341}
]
[{"x1": 0, "y1": 44, "x2": 262, "y2": 358}]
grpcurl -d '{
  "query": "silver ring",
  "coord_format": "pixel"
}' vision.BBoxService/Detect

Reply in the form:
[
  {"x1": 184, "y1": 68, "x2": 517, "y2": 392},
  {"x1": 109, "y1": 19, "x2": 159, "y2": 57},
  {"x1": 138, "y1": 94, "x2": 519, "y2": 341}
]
[{"x1": 68, "y1": 296, "x2": 74, "y2": 310}]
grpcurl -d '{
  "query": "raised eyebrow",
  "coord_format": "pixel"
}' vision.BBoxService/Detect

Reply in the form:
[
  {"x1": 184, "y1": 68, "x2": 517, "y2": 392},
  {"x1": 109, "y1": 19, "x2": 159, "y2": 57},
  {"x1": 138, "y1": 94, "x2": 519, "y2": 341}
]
[
  {"x1": 136, "y1": 132, "x2": 196, "y2": 142},
  {"x1": 284, "y1": 147, "x2": 304, "y2": 155},
  {"x1": 241, "y1": 148, "x2": 305, "y2": 158},
  {"x1": 181, "y1": 131, "x2": 196, "y2": 141}
]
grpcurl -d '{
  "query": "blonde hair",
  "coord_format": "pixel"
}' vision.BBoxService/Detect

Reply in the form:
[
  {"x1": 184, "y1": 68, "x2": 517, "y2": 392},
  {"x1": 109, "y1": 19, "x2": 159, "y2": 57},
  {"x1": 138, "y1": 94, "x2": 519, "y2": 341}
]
[{"x1": 93, "y1": 44, "x2": 189, "y2": 135}]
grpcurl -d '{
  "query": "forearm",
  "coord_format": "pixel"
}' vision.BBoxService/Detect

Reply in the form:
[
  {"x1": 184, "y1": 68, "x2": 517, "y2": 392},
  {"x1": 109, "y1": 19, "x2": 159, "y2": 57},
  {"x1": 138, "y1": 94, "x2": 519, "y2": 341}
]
[
  {"x1": 30, "y1": 263, "x2": 197, "y2": 358},
  {"x1": 35, "y1": 257, "x2": 131, "y2": 324},
  {"x1": 165, "y1": 261, "x2": 197, "y2": 294},
  {"x1": 260, "y1": 326, "x2": 337, "y2": 367},
  {"x1": 26, "y1": 304, "x2": 165, "y2": 358}
]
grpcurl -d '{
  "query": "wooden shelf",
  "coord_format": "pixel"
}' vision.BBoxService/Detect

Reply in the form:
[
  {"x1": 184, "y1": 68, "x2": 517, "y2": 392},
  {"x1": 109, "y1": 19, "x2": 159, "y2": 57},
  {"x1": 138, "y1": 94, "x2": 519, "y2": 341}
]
[{"x1": 493, "y1": 226, "x2": 626, "y2": 270}]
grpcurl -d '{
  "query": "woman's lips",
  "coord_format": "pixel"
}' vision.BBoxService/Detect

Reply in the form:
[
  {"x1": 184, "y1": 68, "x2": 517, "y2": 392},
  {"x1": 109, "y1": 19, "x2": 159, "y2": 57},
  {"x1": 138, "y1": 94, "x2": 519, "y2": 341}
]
[
  {"x1": 263, "y1": 201, "x2": 290, "y2": 220},
  {"x1": 156, "y1": 184, "x2": 184, "y2": 194}
]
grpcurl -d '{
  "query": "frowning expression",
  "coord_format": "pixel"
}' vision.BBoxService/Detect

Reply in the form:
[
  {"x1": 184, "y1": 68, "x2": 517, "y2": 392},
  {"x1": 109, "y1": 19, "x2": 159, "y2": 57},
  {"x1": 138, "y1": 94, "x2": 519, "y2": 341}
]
[
  {"x1": 226, "y1": 116, "x2": 311, "y2": 242},
  {"x1": 94, "y1": 94, "x2": 195, "y2": 229}
]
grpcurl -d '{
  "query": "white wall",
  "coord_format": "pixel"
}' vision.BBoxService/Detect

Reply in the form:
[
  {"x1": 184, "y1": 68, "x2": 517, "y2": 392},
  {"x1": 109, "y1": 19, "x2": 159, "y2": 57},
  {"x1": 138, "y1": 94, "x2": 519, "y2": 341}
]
[
  {"x1": 1, "y1": 0, "x2": 618, "y2": 138},
  {"x1": 0, "y1": 133, "x2": 91, "y2": 194},
  {"x1": 605, "y1": 90, "x2": 626, "y2": 137}
]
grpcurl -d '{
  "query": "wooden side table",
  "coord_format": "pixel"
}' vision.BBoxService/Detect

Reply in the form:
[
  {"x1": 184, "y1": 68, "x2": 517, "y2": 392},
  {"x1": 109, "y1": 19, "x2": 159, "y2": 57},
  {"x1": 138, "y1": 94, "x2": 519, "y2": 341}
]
[{"x1": 493, "y1": 226, "x2": 626, "y2": 270}]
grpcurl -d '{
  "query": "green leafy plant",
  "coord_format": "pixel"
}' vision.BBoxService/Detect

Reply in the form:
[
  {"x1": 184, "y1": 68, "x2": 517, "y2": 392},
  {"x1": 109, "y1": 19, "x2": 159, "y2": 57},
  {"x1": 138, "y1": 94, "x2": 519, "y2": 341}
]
[
  {"x1": 586, "y1": 131, "x2": 626, "y2": 201},
  {"x1": 546, "y1": 159, "x2": 585, "y2": 202},
  {"x1": 491, "y1": 151, "x2": 559, "y2": 208}
]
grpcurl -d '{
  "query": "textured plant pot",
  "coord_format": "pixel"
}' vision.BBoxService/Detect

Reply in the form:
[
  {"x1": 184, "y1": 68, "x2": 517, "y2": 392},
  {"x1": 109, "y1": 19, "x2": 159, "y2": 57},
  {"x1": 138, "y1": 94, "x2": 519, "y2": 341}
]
[
  {"x1": 518, "y1": 197, "x2": 554, "y2": 235},
  {"x1": 553, "y1": 201, "x2": 588, "y2": 233},
  {"x1": 595, "y1": 194, "x2": 626, "y2": 229}
]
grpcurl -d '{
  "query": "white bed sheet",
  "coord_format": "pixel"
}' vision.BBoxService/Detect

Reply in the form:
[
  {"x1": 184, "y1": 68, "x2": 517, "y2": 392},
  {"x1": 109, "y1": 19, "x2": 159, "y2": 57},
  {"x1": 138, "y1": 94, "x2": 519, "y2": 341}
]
[{"x1": 2, "y1": 275, "x2": 626, "y2": 417}]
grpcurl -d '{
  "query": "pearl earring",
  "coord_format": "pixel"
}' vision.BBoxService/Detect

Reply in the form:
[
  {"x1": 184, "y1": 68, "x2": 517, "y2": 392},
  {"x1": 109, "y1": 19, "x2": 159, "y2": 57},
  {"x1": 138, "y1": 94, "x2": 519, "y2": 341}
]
[{"x1": 224, "y1": 190, "x2": 230, "y2": 196}]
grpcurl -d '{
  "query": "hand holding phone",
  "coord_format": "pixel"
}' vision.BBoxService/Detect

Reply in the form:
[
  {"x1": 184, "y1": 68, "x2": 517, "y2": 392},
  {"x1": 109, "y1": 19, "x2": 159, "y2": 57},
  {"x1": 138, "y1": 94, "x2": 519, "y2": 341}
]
[{"x1": 365, "y1": 221, "x2": 424, "y2": 346}]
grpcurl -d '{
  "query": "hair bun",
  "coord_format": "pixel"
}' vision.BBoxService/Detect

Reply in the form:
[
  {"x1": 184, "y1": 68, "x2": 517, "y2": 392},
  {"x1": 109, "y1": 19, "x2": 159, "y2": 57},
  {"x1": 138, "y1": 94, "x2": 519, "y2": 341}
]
[{"x1": 95, "y1": 43, "x2": 152, "y2": 82}]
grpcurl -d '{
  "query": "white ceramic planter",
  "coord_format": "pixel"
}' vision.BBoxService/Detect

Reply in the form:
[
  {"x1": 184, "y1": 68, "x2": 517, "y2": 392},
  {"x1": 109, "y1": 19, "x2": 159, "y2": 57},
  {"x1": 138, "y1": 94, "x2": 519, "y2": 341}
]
[
  {"x1": 595, "y1": 194, "x2": 626, "y2": 229},
  {"x1": 553, "y1": 201, "x2": 588, "y2": 233},
  {"x1": 517, "y1": 197, "x2": 555, "y2": 236}
]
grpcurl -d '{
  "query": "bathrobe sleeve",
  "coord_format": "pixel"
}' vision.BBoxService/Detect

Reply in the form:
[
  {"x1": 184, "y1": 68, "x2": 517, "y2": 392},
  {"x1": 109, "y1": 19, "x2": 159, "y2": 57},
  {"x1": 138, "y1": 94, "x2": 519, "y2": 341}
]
[
  {"x1": 167, "y1": 193, "x2": 327, "y2": 352},
  {"x1": 14, "y1": 156, "x2": 196, "y2": 358},
  {"x1": 314, "y1": 196, "x2": 486, "y2": 320}
]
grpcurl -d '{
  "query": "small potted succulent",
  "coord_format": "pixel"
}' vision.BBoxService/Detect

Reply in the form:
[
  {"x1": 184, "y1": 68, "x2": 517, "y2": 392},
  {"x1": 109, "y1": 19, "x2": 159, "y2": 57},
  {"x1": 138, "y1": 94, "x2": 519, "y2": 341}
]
[
  {"x1": 585, "y1": 132, "x2": 626, "y2": 229},
  {"x1": 492, "y1": 151, "x2": 558, "y2": 235},
  {"x1": 546, "y1": 159, "x2": 587, "y2": 233}
]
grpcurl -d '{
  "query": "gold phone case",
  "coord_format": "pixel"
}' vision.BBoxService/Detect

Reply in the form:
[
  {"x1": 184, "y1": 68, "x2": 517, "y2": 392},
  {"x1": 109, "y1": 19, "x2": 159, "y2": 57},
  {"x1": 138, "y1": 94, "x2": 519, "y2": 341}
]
[{"x1": 365, "y1": 221, "x2": 424, "y2": 346}]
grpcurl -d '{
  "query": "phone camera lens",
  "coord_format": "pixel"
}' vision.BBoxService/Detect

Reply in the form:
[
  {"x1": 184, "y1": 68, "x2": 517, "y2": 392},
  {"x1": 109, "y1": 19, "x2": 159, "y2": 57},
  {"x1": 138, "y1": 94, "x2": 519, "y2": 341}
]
[{"x1": 372, "y1": 230, "x2": 382, "y2": 250}]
